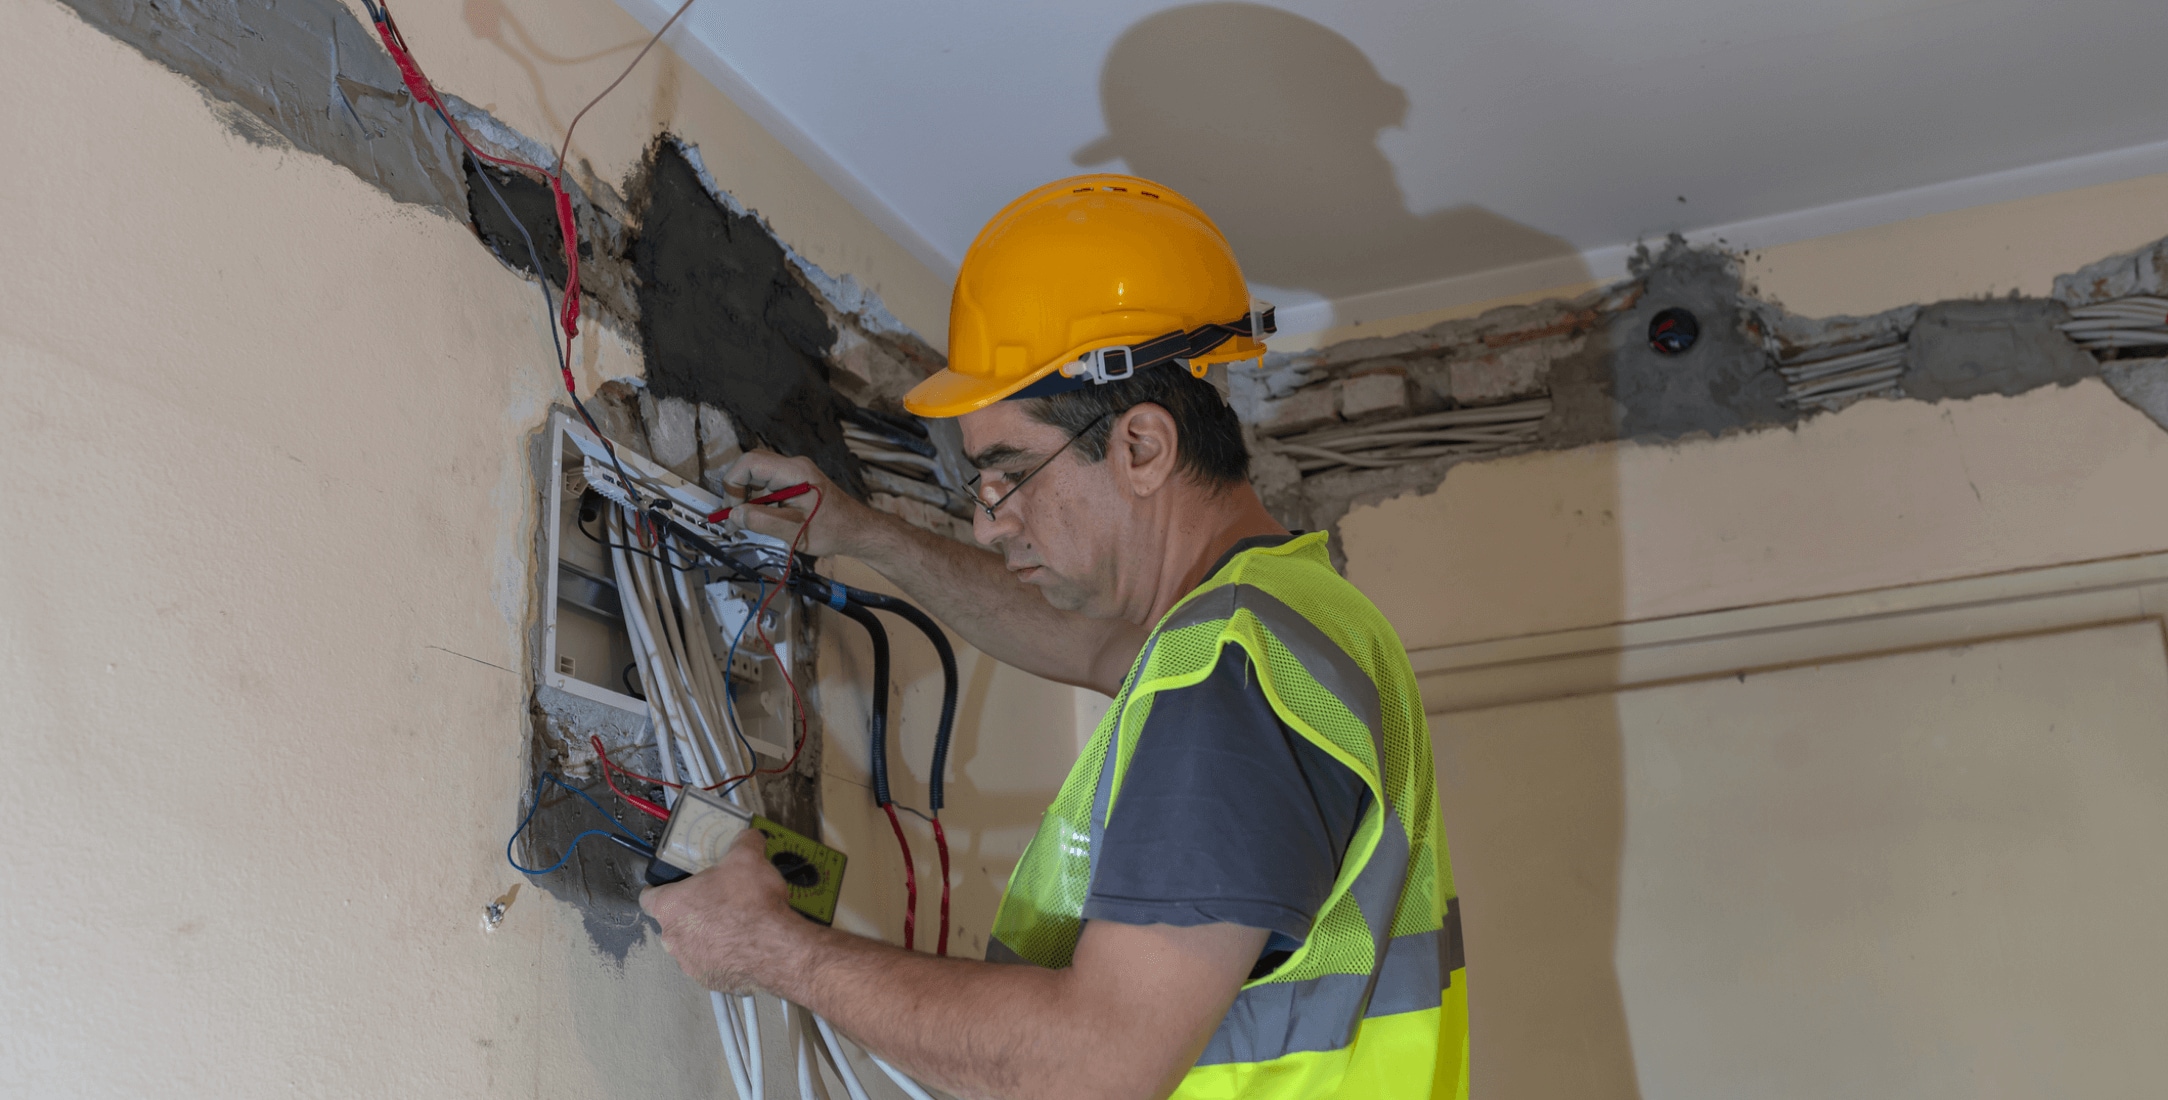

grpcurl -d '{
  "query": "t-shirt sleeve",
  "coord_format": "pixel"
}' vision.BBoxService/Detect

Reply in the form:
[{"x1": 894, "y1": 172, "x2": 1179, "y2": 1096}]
[{"x1": 1081, "y1": 644, "x2": 1370, "y2": 948}]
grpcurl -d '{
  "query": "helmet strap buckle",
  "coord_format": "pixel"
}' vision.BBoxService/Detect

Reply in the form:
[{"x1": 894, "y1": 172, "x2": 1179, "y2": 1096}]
[{"x1": 1064, "y1": 345, "x2": 1136, "y2": 386}]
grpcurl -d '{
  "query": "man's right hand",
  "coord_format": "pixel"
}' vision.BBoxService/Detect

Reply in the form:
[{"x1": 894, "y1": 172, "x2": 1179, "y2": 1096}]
[{"x1": 717, "y1": 449, "x2": 893, "y2": 560}]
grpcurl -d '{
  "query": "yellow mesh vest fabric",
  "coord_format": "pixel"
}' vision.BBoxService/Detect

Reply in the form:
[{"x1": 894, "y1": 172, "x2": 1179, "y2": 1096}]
[{"x1": 988, "y1": 532, "x2": 1465, "y2": 1099}]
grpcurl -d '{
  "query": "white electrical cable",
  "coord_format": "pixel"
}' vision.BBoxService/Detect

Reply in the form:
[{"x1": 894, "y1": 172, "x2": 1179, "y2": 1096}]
[
  {"x1": 711, "y1": 991, "x2": 757, "y2": 1100},
  {"x1": 789, "y1": 1003, "x2": 833, "y2": 1100},
  {"x1": 631, "y1": 525, "x2": 740, "y2": 801},
  {"x1": 743, "y1": 995, "x2": 766, "y2": 1100},
  {"x1": 813, "y1": 1014, "x2": 875, "y2": 1100},
  {"x1": 607, "y1": 522, "x2": 684, "y2": 791},
  {"x1": 867, "y1": 1050, "x2": 940, "y2": 1100},
  {"x1": 670, "y1": 562, "x2": 760, "y2": 810},
  {"x1": 607, "y1": 501, "x2": 944, "y2": 1100},
  {"x1": 622, "y1": 537, "x2": 714, "y2": 788}
]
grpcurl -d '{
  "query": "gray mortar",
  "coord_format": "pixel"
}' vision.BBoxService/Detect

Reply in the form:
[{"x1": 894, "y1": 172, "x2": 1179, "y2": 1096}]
[
  {"x1": 56, "y1": 0, "x2": 464, "y2": 211},
  {"x1": 2101, "y1": 359, "x2": 2168, "y2": 433},
  {"x1": 2056, "y1": 239, "x2": 2168, "y2": 306},
  {"x1": 1902, "y1": 299, "x2": 2097, "y2": 401}
]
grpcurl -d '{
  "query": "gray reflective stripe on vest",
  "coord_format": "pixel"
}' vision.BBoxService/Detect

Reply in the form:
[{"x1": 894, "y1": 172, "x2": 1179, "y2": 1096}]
[
  {"x1": 1198, "y1": 971, "x2": 1371, "y2": 1065},
  {"x1": 1196, "y1": 928, "x2": 1447, "y2": 1065},
  {"x1": 1365, "y1": 929, "x2": 1444, "y2": 1017},
  {"x1": 1194, "y1": 807, "x2": 1422, "y2": 1065},
  {"x1": 1159, "y1": 584, "x2": 1385, "y2": 763}
]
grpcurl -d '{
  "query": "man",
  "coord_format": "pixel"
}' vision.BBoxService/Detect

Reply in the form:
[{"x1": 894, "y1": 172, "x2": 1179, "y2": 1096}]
[{"x1": 642, "y1": 176, "x2": 1466, "y2": 1100}]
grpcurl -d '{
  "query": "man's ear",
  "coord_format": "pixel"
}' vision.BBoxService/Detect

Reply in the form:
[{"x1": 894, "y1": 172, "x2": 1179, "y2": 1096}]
[{"x1": 1110, "y1": 404, "x2": 1179, "y2": 497}]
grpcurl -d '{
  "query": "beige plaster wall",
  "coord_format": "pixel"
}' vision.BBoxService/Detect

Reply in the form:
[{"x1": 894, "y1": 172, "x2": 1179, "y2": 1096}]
[
  {"x1": 1337, "y1": 341, "x2": 2168, "y2": 1094},
  {"x1": 0, "y1": 3, "x2": 1083, "y2": 1096},
  {"x1": 1345, "y1": 380, "x2": 2168, "y2": 651}
]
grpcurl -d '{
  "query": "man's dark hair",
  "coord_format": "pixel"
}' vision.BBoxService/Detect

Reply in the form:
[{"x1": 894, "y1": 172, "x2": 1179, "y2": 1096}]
[{"x1": 1021, "y1": 364, "x2": 1250, "y2": 488}]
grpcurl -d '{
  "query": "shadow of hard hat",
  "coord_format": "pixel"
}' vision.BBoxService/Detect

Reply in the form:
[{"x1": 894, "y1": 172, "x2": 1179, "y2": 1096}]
[{"x1": 1071, "y1": 2, "x2": 1409, "y2": 169}]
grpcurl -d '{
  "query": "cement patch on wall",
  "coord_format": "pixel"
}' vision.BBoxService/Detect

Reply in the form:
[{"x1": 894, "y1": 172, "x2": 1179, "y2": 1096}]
[{"x1": 55, "y1": 0, "x2": 465, "y2": 211}]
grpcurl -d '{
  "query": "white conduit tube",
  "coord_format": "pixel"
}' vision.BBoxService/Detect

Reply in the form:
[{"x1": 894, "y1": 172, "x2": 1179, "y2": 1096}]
[
  {"x1": 671, "y1": 563, "x2": 758, "y2": 804},
  {"x1": 614, "y1": 521, "x2": 940, "y2": 1100},
  {"x1": 743, "y1": 995, "x2": 766, "y2": 1100},
  {"x1": 621, "y1": 535, "x2": 714, "y2": 789},
  {"x1": 642, "y1": 548, "x2": 725, "y2": 784},
  {"x1": 867, "y1": 1050, "x2": 940, "y2": 1100},
  {"x1": 789, "y1": 1003, "x2": 832, "y2": 1100},
  {"x1": 607, "y1": 521, "x2": 684, "y2": 790},
  {"x1": 813, "y1": 1014, "x2": 874, "y2": 1100},
  {"x1": 711, "y1": 991, "x2": 756, "y2": 1100}
]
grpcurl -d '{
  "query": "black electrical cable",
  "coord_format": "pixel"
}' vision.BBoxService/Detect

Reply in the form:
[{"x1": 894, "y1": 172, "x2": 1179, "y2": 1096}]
[
  {"x1": 457, "y1": 142, "x2": 638, "y2": 507},
  {"x1": 821, "y1": 582, "x2": 959, "y2": 813},
  {"x1": 830, "y1": 600, "x2": 895, "y2": 807},
  {"x1": 578, "y1": 505, "x2": 704, "y2": 572}
]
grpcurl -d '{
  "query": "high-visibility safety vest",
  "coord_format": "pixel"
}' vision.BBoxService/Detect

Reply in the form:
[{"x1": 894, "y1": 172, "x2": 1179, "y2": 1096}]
[{"x1": 990, "y1": 531, "x2": 1468, "y2": 1099}]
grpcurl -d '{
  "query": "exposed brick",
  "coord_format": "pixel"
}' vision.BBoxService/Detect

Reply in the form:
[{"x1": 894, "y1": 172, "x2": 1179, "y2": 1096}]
[
  {"x1": 1447, "y1": 341, "x2": 1562, "y2": 404},
  {"x1": 1337, "y1": 370, "x2": 1409, "y2": 419},
  {"x1": 642, "y1": 394, "x2": 702, "y2": 482},
  {"x1": 1480, "y1": 309, "x2": 1599, "y2": 350},
  {"x1": 696, "y1": 404, "x2": 742, "y2": 496},
  {"x1": 1258, "y1": 385, "x2": 1339, "y2": 435}
]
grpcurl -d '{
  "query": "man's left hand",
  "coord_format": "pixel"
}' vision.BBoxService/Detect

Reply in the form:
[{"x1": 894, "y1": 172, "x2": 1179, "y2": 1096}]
[{"x1": 640, "y1": 827, "x2": 796, "y2": 993}]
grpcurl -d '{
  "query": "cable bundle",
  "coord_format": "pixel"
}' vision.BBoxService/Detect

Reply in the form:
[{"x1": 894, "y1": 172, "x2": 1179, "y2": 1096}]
[
  {"x1": 359, "y1": 6, "x2": 945, "y2": 1091},
  {"x1": 2061, "y1": 297, "x2": 2168, "y2": 351}
]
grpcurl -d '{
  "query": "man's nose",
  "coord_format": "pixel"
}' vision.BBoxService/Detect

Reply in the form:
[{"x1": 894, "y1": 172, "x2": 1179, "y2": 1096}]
[{"x1": 973, "y1": 506, "x2": 1018, "y2": 550}]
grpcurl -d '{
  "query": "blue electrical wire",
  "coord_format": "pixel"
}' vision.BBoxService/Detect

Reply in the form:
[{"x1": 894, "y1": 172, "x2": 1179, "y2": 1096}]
[{"x1": 507, "y1": 771, "x2": 656, "y2": 876}]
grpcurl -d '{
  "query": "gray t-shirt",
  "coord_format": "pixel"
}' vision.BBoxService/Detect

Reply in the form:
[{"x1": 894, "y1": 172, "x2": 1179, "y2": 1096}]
[{"x1": 1079, "y1": 536, "x2": 1370, "y2": 973}]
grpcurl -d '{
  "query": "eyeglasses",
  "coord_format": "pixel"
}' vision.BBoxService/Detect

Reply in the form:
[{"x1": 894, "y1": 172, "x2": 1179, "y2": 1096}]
[{"x1": 964, "y1": 413, "x2": 1110, "y2": 522}]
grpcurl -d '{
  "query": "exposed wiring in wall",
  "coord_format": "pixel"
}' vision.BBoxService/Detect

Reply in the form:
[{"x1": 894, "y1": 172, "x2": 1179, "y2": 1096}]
[
  {"x1": 507, "y1": 771, "x2": 656, "y2": 876},
  {"x1": 2061, "y1": 297, "x2": 2168, "y2": 351},
  {"x1": 593, "y1": 734, "x2": 672, "y2": 821},
  {"x1": 1262, "y1": 400, "x2": 1551, "y2": 475},
  {"x1": 1777, "y1": 340, "x2": 1908, "y2": 409},
  {"x1": 359, "y1": 0, "x2": 696, "y2": 510}
]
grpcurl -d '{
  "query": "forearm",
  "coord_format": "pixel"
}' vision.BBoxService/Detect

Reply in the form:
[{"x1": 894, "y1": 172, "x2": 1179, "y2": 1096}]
[
  {"x1": 760, "y1": 924, "x2": 1090, "y2": 1100},
  {"x1": 848, "y1": 514, "x2": 1138, "y2": 694}
]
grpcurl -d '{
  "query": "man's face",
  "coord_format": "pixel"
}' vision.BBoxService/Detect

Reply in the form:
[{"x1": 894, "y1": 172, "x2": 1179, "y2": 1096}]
[{"x1": 957, "y1": 402, "x2": 1127, "y2": 617}]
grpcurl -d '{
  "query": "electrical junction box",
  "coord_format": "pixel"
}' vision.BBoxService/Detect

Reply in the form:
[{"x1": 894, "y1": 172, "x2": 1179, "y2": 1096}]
[
  {"x1": 646, "y1": 784, "x2": 848, "y2": 925},
  {"x1": 534, "y1": 410, "x2": 799, "y2": 761}
]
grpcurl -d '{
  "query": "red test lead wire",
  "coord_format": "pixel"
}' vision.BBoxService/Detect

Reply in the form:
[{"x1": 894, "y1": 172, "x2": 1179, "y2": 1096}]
[
  {"x1": 932, "y1": 816, "x2": 952, "y2": 957},
  {"x1": 591, "y1": 735, "x2": 672, "y2": 822},
  {"x1": 707, "y1": 482, "x2": 814, "y2": 524},
  {"x1": 883, "y1": 803, "x2": 919, "y2": 952}
]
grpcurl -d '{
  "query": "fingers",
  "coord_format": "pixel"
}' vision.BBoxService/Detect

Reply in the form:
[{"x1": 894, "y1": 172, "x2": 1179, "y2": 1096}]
[
  {"x1": 721, "y1": 450, "x2": 824, "y2": 500},
  {"x1": 638, "y1": 882, "x2": 675, "y2": 919},
  {"x1": 725, "y1": 826, "x2": 772, "y2": 869}
]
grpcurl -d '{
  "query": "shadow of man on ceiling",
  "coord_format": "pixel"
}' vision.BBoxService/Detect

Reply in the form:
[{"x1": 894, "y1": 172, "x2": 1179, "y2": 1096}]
[{"x1": 1074, "y1": 2, "x2": 1586, "y2": 323}]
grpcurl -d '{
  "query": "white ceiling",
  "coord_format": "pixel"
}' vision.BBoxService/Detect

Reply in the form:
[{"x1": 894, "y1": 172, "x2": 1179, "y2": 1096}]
[{"x1": 623, "y1": 0, "x2": 2168, "y2": 336}]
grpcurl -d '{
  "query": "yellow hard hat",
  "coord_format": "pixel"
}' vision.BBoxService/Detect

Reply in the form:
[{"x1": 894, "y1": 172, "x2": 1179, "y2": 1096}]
[{"x1": 904, "y1": 174, "x2": 1273, "y2": 418}]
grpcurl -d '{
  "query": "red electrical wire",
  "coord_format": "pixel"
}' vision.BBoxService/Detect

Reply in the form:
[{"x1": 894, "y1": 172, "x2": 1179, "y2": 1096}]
[
  {"x1": 363, "y1": 0, "x2": 695, "y2": 399},
  {"x1": 708, "y1": 487, "x2": 824, "y2": 791},
  {"x1": 883, "y1": 802, "x2": 919, "y2": 952},
  {"x1": 932, "y1": 816, "x2": 952, "y2": 957},
  {"x1": 591, "y1": 735, "x2": 672, "y2": 821}
]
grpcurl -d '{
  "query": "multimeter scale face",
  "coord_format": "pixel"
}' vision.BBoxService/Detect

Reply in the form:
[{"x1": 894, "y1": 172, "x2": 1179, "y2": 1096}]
[{"x1": 645, "y1": 787, "x2": 846, "y2": 925}]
